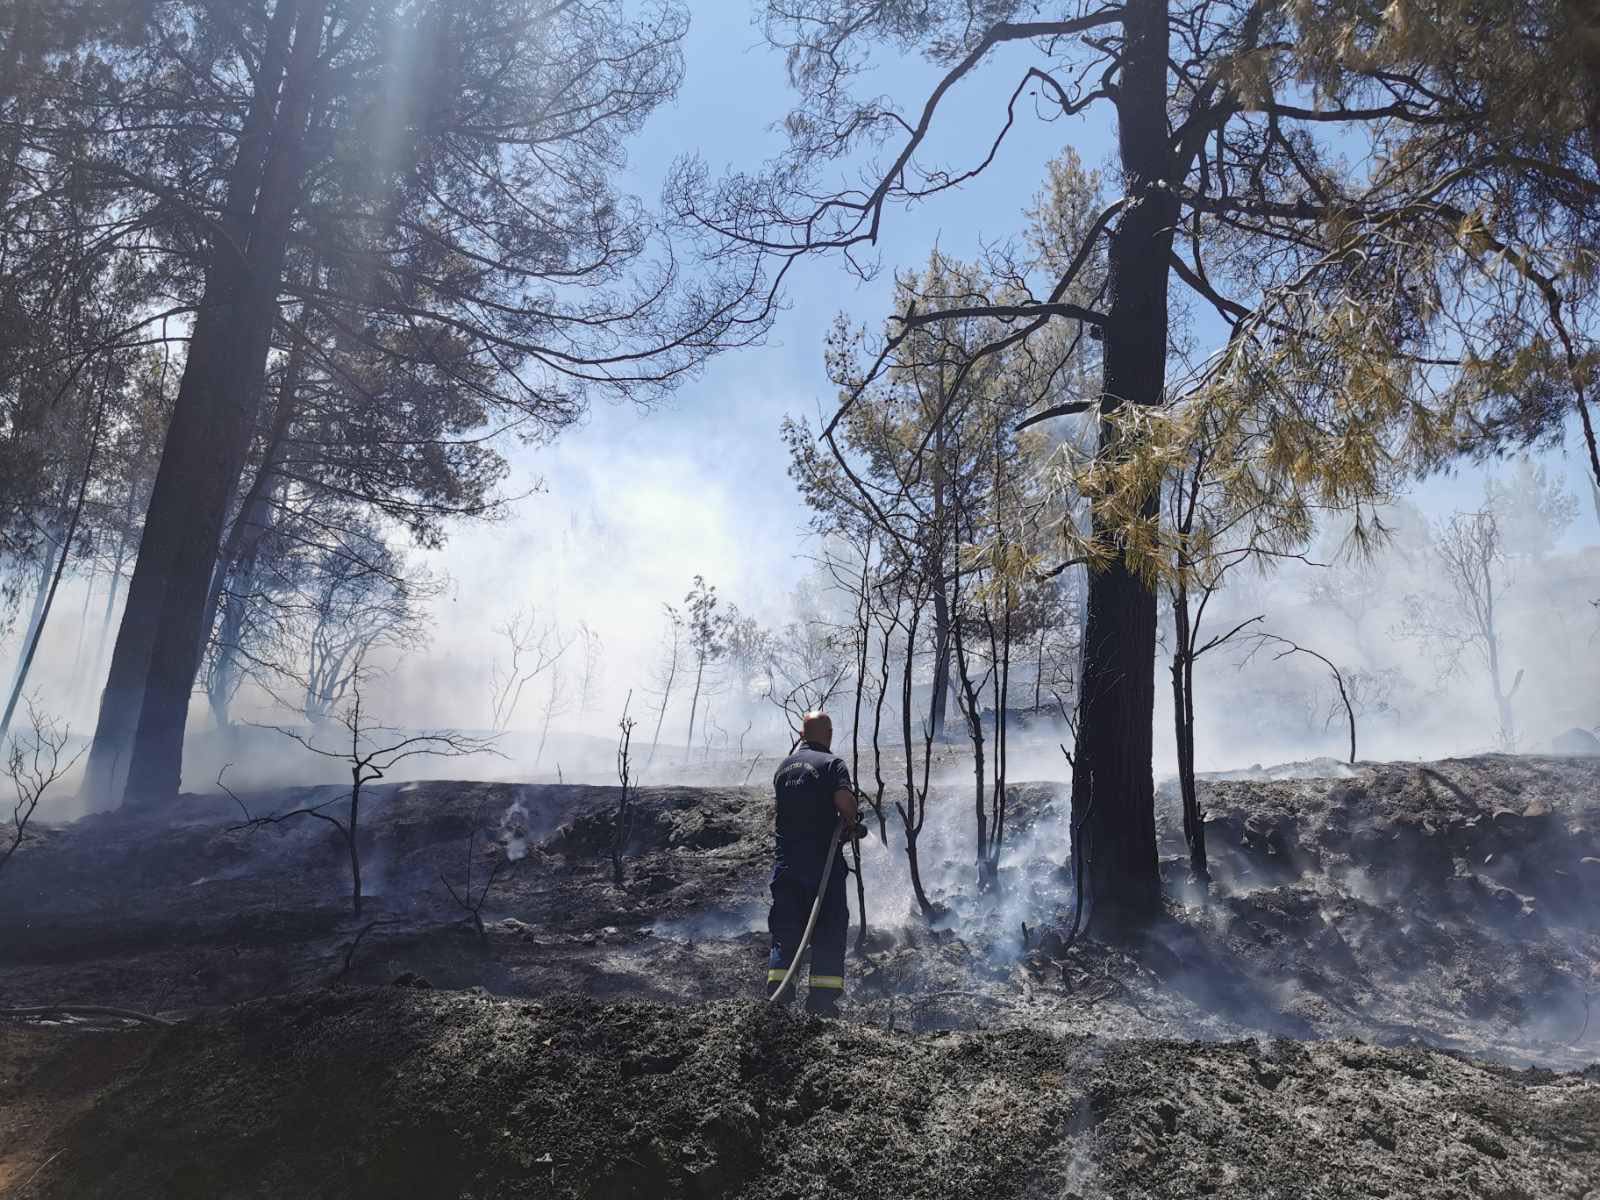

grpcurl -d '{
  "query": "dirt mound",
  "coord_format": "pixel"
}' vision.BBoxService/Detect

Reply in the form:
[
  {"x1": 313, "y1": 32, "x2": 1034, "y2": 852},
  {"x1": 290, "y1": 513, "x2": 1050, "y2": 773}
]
[{"x1": 7, "y1": 988, "x2": 1596, "y2": 1199}]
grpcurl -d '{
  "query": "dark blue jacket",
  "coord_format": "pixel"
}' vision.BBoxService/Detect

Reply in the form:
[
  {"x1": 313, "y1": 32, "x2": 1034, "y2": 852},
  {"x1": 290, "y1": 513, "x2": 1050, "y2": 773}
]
[{"x1": 772, "y1": 741, "x2": 851, "y2": 884}]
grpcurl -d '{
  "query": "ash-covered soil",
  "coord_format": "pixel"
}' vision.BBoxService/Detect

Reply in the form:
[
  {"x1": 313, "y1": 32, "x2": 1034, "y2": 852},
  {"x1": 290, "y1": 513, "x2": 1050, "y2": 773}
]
[
  {"x1": 1, "y1": 751, "x2": 1598, "y2": 1195},
  {"x1": 4, "y1": 990, "x2": 1598, "y2": 1199}
]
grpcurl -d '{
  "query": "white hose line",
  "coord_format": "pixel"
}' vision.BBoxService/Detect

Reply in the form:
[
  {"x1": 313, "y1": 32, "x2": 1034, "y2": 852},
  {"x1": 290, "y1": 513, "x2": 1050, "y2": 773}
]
[{"x1": 767, "y1": 822, "x2": 845, "y2": 1006}]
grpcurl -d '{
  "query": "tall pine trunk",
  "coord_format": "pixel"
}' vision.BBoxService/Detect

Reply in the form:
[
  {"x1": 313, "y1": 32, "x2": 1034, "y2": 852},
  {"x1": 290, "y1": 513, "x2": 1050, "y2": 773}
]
[
  {"x1": 82, "y1": 0, "x2": 324, "y2": 809},
  {"x1": 1067, "y1": 0, "x2": 1174, "y2": 919}
]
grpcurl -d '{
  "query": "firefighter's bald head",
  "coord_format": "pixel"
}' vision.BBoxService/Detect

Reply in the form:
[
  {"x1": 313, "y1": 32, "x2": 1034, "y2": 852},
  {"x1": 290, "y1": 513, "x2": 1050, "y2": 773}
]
[{"x1": 801, "y1": 710, "x2": 833, "y2": 750}]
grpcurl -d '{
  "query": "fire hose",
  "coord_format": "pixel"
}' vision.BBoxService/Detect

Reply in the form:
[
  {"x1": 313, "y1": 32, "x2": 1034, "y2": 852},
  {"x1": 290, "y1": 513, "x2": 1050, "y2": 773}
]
[{"x1": 766, "y1": 819, "x2": 853, "y2": 1006}]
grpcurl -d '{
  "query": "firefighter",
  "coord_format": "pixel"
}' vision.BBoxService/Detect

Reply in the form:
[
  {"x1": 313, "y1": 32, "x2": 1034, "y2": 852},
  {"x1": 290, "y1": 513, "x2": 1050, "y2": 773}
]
[{"x1": 765, "y1": 710, "x2": 860, "y2": 1015}]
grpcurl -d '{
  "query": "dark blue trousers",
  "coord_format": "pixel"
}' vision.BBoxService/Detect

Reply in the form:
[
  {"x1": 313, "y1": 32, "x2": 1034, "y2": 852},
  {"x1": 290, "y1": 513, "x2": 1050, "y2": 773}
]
[{"x1": 766, "y1": 860, "x2": 847, "y2": 1007}]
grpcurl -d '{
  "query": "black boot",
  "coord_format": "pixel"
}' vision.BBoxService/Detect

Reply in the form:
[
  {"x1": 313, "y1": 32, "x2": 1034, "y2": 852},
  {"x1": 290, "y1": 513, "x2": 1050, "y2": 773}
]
[
  {"x1": 805, "y1": 988, "x2": 841, "y2": 1017},
  {"x1": 767, "y1": 975, "x2": 794, "y2": 1005}
]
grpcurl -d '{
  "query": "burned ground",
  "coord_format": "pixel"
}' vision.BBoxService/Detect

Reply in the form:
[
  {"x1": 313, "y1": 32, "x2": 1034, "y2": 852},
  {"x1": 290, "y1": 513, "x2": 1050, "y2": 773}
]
[
  {"x1": 0, "y1": 752, "x2": 1597, "y2": 1196},
  {"x1": 3, "y1": 991, "x2": 1597, "y2": 1199}
]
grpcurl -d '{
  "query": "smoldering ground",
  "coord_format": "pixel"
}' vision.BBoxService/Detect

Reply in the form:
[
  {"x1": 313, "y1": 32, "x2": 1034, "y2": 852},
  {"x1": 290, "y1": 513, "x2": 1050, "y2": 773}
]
[
  {"x1": 5, "y1": 744, "x2": 1597, "y2": 1062},
  {"x1": 4, "y1": 751, "x2": 1600, "y2": 1197}
]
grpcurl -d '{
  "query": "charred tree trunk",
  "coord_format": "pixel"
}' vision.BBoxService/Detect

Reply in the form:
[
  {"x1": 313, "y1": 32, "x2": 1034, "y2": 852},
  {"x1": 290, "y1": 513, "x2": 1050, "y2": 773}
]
[
  {"x1": 897, "y1": 605, "x2": 935, "y2": 917},
  {"x1": 849, "y1": 546, "x2": 871, "y2": 951},
  {"x1": 952, "y1": 608, "x2": 989, "y2": 886},
  {"x1": 1170, "y1": 579, "x2": 1208, "y2": 883},
  {"x1": 989, "y1": 599, "x2": 1011, "y2": 890},
  {"x1": 83, "y1": 0, "x2": 325, "y2": 809},
  {"x1": 929, "y1": 585, "x2": 952, "y2": 740},
  {"x1": 1067, "y1": 0, "x2": 1173, "y2": 920},
  {"x1": 868, "y1": 610, "x2": 891, "y2": 844}
]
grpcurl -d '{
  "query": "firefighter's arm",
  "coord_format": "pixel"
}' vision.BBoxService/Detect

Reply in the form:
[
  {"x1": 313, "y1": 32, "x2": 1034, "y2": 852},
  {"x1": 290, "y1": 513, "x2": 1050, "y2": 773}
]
[{"x1": 831, "y1": 786, "x2": 858, "y2": 826}]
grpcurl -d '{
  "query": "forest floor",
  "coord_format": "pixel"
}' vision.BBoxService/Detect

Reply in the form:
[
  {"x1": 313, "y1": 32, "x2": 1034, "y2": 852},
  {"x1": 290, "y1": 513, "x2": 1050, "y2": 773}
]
[{"x1": 1, "y1": 750, "x2": 1598, "y2": 1197}]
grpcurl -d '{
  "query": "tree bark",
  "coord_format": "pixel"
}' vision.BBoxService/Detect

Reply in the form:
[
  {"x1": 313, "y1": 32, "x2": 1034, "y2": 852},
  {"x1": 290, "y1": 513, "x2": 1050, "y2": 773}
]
[
  {"x1": 1067, "y1": 0, "x2": 1174, "y2": 920},
  {"x1": 82, "y1": 0, "x2": 324, "y2": 809}
]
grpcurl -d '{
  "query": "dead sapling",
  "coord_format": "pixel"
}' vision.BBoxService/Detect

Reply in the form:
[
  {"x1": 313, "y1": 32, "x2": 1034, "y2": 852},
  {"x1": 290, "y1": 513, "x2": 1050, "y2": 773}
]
[
  {"x1": 439, "y1": 798, "x2": 508, "y2": 941},
  {"x1": 1242, "y1": 632, "x2": 1359, "y2": 764},
  {"x1": 1, "y1": 700, "x2": 84, "y2": 877},
  {"x1": 231, "y1": 691, "x2": 498, "y2": 915},
  {"x1": 612, "y1": 691, "x2": 637, "y2": 888}
]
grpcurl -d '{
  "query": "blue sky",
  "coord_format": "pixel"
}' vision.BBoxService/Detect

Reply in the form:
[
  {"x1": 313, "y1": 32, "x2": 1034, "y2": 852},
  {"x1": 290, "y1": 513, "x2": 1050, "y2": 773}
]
[{"x1": 407, "y1": 4, "x2": 1600, "y2": 734}]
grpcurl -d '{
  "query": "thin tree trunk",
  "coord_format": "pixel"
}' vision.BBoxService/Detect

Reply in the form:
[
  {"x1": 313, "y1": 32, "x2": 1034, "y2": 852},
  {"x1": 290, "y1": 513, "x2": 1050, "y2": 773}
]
[
  {"x1": 953, "y1": 609, "x2": 987, "y2": 881},
  {"x1": 899, "y1": 607, "x2": 934, "y2": 916},
  {"x1": 1035, "y1": 622, "x2": 1046, "y2": 712},
  {"x1": 645, "y1": 628, "x2": 678, "y2": 770},
  {"x1": 929, "y1": 585, "x2": 952, "y2": 740},
  {"x1": 197, "y1": 331, "x2": 306, "y2": 665},
  {"x1": 0, "y1": 385, "x2": 107, "y2": 742},
  {"x1": 68, "y1": 560, "x2": 96, "y2": 685},
  {"x1": 348, "y1": 773, "x2": 364, "y2": 916},
  {"x1": 849, "y1": 544, "x2": 871, "y2": 951},
  {"x1": 928, "y1": 418, "x2": 951, "y2": 741},
  {"x1": 85, "y1": 516, "x2": 132, "y2": 707},
  {"x1": 683, "y1": 657, "x2": 704, "y2": 764},
  {"x1": 207, "y1": 545, "x2": 261, "y2": 731},
  {"x1": 990, "y1": 599, "x2": 1011, "y2": 886},
  {"x1": 869, "y1": 612, "x2": 891, "y2": 844},
  {"x1": 1171, "y1": 578, "x2": 1207, "y2": 882},
  {"x1": 6, "y1": 555, "x2": 52, "y2": 702},
  {"x1": 536, "y1": 674, "x2": 558, "y2": 766},
  {"x1": 1484, "y1": 589, "x2": 1513, "y2": 748},
  {"x1": 1067, "y1": 0, "x2": 1173, "y2": 920}
]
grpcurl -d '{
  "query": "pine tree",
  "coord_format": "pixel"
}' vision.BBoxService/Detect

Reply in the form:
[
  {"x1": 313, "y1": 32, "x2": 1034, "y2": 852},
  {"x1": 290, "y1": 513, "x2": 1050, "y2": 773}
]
[{"x1": 674, "y1": 0, "x2": 1600, "y2": 915}]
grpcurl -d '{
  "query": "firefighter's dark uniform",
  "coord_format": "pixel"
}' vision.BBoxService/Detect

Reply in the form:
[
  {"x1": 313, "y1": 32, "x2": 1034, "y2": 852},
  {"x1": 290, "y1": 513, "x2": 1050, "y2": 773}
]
[{"x1": 766, "y1": 740, "x2": 850, "y2": 1012}]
